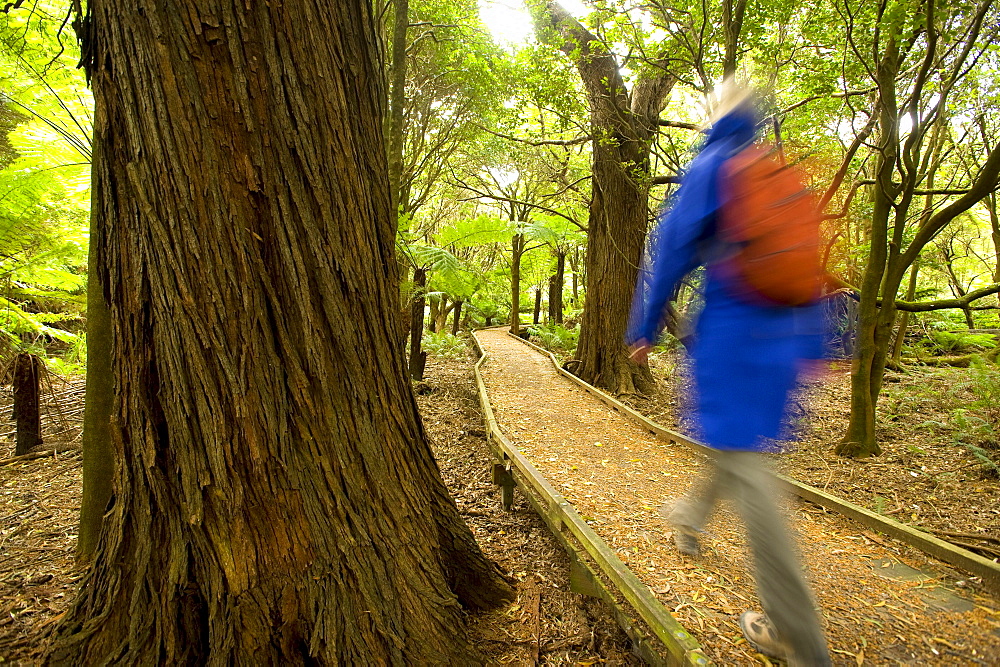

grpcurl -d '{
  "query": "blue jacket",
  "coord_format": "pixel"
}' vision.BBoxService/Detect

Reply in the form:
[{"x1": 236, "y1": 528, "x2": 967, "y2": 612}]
[{"x1": 628, "y1": 105, "x2": 825, "y2": 450}]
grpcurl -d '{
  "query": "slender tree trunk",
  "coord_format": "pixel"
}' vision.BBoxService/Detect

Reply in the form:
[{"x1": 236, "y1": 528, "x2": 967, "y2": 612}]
[
  {"x1": 571, "y1": 246, "x2": 579, "y2": 306},
  {"x1": 533, "y1": 287, "x2": 541, "y2": 325},
  {"x1": 12, "y1": 352, "x2": 42, "y2": 457},
  {"x1": 54, "y1": 3, "x2": 511, "y2": 663},
  {"x1": 721, "y1": 0, "x2": 747, "y2": 78},
  {"x1": 548, "y1": 251, "x2": 565, "y2": 323},
  {"x1": 838, "y1": 40, "x2": 900, "y2": 458},
  {"x1": 410, "y1": 268, "x2": 428, "y2": 379},
  {"x1": 989, "y1": 193, "x2": 1000, "y2": 283},
  {"x1": 891, "y1": 263, "x2": 919, "y2": 365},
  {"x1": 77, "y1": 203, "x2": 115, "y2": 563},
  {"x1": 436, "y1": 296, "x2": 451, "y2": 333},
  {"x1": 510, "y1": 232, "x2": 524, "y2": 335},
  {"x1": 386, "y1": 0, "x2": 408, "y2": 216},
  {"x1": 428, "y1": 294, "x2": 439, "y2": 334},
  {"x1": 451, "y1": 300, "x2": 462, "y2": 336}
]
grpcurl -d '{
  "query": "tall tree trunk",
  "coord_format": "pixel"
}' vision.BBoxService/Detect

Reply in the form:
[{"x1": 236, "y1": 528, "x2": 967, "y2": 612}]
[
  {"x1": 891, "y1": 263, "x2": 919, "y2": 365},
  {"x1": 548, "y1": 251, "x2": 565, "y2": 323},
  {"x1": 427, "y1": 293, "x2": 439, "y2": 333},
  {"x1": 721, "y1": 0, "x2": 747, "y2": 78},
  {"x1": 77, "y1": 203, "x2": 115, "y2": 563},
  {"x1": 570, "y1": 246, "x2": 579, "y2": 306},
  {"x1": 54, "y1": 3, "x2": 511, "y2": 663},
  {"x1": 533, "y1": 287, "x2": 541, "y2": 325},
  {"x1": 409, "y1": 267, "x2": 428, "y2": 379},
  {"x1": 386, "y1": 0, "x2": 408, "y2": 217},
  {"x1": 451, "y1": 300, "x2": 462, "y2": 336},
  {"x1": 535, "y1": 1, "x2": 673, "y2": 395},
  {"x1": 989, "y1": 193, "x2": 1000, "y2": 283},
  {"x1": 510, "y1": 232, "x2": 525, "y2": 335},
  {"x1": 12, "y1": 352, "x2": 42, "y2": 456},
  {"x1": 837, "y1": 39, "x2": 900, "y2": 458}
]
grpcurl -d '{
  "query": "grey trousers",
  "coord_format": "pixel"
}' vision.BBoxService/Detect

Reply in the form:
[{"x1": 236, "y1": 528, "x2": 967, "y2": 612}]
[{"x1": 670, "y1": 450, "x2": 831, "y2": 665}]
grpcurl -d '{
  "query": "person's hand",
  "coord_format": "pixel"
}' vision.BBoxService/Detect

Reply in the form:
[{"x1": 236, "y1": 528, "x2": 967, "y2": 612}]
[{"x1": 629, "y1": 339, "x2": 652, "y2": 366}]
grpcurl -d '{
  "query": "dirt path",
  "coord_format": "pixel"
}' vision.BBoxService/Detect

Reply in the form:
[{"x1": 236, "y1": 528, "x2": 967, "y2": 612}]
[{"x1": 475, "y1": 328, "x2": 1000, "y2": 665}]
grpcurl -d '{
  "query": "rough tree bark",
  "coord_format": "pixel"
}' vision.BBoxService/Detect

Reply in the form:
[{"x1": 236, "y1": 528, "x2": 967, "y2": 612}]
[
  {"x1": 12, "y1": 352, "x2": 42, "y2": 456},
  {"x1": 53, "y1": 1, "x2": 512, "y2": 663},
  {"x1": 534, "y1": 1, "x2": 674, "y2": 394}
]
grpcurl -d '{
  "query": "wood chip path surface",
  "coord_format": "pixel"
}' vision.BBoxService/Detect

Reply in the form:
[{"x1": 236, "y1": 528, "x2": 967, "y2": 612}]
[{"x1": 475, "y1": 328, "x2": 1000, "y2": 665}]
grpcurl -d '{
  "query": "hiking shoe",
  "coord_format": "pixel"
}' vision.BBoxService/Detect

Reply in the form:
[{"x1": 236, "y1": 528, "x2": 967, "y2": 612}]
[
  {"x1": 739, "y1": 611, "x2": 789, "y2": 660},
  {"x1": 673, "y1": 529, "x2": 700, "y2": 556},
  {"x1": 660, "y1": 502, "x2": 700, "y2": 556}
]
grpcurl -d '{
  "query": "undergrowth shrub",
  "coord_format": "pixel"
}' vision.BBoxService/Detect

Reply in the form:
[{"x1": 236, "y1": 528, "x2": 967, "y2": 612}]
[
  {"x1": 948, "y1": 359, "x2": 1000, "y2": 477},
  {"x1": 422, "y1": 331, "x2": 467, "y2": 359},
  {"x1": 530, "y1": 323, "x2": 579, "y2": 358}
]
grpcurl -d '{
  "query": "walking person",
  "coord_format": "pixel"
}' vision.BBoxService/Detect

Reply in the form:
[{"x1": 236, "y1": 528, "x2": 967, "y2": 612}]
[{"x1": 627, "y1": 85, "x2": 831, "y2": 666}]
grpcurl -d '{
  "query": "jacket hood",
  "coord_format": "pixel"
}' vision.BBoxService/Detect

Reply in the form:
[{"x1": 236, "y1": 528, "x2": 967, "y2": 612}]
[{"x1": 704, "y1": 103, "x2": 758, "y2": 148}]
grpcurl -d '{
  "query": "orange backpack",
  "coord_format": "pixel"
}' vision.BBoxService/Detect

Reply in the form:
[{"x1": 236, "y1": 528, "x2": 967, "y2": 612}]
[{"x1": 718, "y1": 145, "x2": 823, "y2": 306}]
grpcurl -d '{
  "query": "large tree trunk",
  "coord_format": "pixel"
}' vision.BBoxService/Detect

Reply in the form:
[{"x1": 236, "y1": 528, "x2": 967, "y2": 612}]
[
  {"x1": 536, "y1": 1, "x2": 673, "y2": 395},
  {"x1": 77, "y1": 203, "x2": 115, "y2": 563},
  {"x1": 54, "y1": 2, "x2": 511, "y2": 663},
  {"x1": 12, "y1": 352, "x2": 42, "y2": 456}
]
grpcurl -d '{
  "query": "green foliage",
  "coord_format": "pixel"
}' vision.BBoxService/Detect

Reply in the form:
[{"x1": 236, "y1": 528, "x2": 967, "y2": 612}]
[
  {"x1": 925, "y1": 330, "x2": 998, "y2": 355},
  {"x1": 530, "y1": 323, "x2": 578, "y2": 357},
  {"x1": 422, "y1": 331, "x2": 468, "y2": 359},
  {"x1": 948, "y1": 359, "x2": 1000, "y2": 476}
]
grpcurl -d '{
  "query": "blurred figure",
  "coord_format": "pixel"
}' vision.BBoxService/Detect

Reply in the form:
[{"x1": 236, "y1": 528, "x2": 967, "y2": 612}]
[{"x1": 627, "y1": 84, "x2": 830, "y2": 666}]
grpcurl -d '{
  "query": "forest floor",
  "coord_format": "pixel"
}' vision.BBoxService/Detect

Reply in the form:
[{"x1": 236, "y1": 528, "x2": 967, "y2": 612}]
[
  {"x1": 0, "y1": 366, "x2": 637, "y2": 665},
  {"x1": 0, "y1": 338, "x2": 998, "y2": 664}
]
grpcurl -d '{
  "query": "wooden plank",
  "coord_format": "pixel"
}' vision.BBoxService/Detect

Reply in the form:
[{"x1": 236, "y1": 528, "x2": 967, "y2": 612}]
[{"x1": 505, "y1": 332, "x2": 1000, "y2": 596}]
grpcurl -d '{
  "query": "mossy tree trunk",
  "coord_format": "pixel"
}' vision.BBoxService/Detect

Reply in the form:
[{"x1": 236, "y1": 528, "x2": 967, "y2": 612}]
[{"x1": 54, "y1": 1, "x2": 512, "y2": 663}]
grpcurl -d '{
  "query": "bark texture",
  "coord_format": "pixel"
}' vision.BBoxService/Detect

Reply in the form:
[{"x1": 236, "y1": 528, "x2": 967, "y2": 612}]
[
  {"x1": 54, "y1": 2, "x2": 511, "y2": 663},
  {"x1": 12, "y1": 352, "x2": 42, "y2": 456},
  {"x1": 535, "y1": 1, "x2": 672, "y2": 394}
]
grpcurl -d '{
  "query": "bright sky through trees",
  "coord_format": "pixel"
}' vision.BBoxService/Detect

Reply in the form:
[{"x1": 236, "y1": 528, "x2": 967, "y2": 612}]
[{"x1": 478, "y1": 0, "x2": 589, "y2": 45}]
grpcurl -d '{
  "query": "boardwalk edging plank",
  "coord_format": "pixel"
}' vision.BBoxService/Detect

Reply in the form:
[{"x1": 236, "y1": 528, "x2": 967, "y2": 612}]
[
  {"x1": 508, "y1": 332, "x2": 1000, "y2": 596},
  {"x1": 472, "y1": 331, "x2": 712, "y2": 667}
]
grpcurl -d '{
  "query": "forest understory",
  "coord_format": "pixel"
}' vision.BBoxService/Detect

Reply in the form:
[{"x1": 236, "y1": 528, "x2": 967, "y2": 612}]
[{"x1": 0, "y1": 345, "x2": 998, "y2": 664}]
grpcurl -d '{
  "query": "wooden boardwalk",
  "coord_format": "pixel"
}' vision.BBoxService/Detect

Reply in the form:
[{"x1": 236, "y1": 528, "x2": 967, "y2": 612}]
[{"x1": 474, "y1": 328, "x2": 1000, "y2": 666}]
